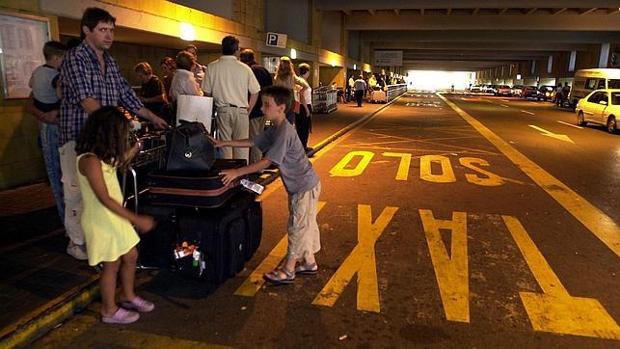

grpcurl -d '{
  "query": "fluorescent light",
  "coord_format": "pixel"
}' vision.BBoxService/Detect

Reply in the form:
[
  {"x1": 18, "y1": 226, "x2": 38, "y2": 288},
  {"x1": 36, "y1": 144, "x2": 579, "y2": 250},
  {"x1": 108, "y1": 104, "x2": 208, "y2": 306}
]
[
  {"x1": 179, "y1": 23, "x2": 195, "y2": 41},
  {"x1": 290, "y1": 48, "x2": 297, "y2": 60},
  {"x1": 353, "y1": 64, "x2": 357, "y2": 70}
]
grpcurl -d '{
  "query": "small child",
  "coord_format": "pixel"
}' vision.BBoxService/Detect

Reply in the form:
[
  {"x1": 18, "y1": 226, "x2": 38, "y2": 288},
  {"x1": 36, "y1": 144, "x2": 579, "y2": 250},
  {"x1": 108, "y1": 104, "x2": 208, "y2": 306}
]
[
  {"x1": 27, "y1": 40, "x2": 67, "y2": 224},
  {"x1": 214, "y1": 85, "x2": 321, "y2": 285},
  {"x1": 76, "y1": 106, "x2": 155, "y2": 324}
]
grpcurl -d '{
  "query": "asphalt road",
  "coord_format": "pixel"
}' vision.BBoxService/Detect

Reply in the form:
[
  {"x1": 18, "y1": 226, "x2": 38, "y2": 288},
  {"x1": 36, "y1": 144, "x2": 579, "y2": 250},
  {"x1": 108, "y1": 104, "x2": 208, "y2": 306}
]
[{"x1": 31, "y1": 92, "x2": 620, "y2": 348}]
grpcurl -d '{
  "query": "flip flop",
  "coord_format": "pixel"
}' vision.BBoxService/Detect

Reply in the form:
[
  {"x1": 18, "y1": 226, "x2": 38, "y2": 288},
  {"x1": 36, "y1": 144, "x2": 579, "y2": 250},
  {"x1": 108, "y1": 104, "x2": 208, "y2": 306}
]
[
  {"x1": 263, "y1": 268, "x2": 295, "y2": 285},
  {"x1": 295, "y1": 263, "x2": 319, "y2": 276}
]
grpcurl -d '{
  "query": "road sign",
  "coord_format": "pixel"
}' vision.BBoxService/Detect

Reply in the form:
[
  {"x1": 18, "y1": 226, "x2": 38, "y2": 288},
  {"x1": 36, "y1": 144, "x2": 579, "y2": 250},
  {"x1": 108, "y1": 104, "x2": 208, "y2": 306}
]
[{"x1": 266, "y1": 32, "x2": 287, "y2": 48}]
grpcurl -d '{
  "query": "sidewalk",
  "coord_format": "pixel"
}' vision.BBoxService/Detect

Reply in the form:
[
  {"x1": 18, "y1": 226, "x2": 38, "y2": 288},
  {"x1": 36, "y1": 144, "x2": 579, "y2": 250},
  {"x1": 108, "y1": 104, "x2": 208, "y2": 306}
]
[{"x1": 0, "y1": 98, "x2": 392, "y2": 347}]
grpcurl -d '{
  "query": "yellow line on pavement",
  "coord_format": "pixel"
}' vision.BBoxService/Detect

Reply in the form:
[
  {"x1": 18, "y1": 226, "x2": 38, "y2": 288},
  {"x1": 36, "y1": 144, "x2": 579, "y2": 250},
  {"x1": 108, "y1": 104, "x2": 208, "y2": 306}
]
[
  {"x1": 419, "y1": 210, "x2": 469, "y2": 323},
  {"x1": 439, "y1": 93, "x2": 620, "y2": 258},
  {"x1": 502, "y1": 215, "x2": 620, "y2": 340},
  {"x1": 312, "y1": 205, "x2": 398, "y2": 313},
  {"x1": 234, "y1": 201, "x2": 326, "y2": 297}
]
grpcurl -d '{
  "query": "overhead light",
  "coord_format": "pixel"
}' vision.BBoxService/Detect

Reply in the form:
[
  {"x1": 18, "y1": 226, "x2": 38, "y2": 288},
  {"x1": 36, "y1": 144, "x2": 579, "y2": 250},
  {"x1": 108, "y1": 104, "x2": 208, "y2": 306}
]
[
  {"x1": 290, "y1": 48, "x2": 297, "y2": 60},
  {"x1": 353, "y1": 63, "x2": 357, "y2": 70},
  {"x1": 179, "y1": 22, "x2": 195, "y2": 41},
  {"x1": 516, "y1": 74, "x2": 522, "y2": 79},
  {"x1": 331, "y1": 59, "x2": 336, "y2": 67}
]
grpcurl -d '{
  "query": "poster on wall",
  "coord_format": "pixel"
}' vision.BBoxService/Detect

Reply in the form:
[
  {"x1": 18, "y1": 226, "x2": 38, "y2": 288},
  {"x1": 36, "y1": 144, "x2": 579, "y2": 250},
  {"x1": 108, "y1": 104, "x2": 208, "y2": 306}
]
[{"x1": 0, "y1": 12, "x2": 50, "y2": 99}]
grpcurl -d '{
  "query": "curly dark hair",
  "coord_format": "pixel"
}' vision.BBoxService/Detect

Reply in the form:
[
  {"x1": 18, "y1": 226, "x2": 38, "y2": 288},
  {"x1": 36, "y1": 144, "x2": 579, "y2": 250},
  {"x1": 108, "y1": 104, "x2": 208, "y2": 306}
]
[{"x1": 76, "y1": 106, "x2": 134, "y2": 169}]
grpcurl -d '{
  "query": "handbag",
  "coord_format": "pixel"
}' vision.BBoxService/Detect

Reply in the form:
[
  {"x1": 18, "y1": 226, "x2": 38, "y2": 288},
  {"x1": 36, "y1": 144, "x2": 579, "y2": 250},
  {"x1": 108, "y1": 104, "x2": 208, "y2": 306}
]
[{"x1": 166, "y1": 121, "x2": 215, "y2": 171}]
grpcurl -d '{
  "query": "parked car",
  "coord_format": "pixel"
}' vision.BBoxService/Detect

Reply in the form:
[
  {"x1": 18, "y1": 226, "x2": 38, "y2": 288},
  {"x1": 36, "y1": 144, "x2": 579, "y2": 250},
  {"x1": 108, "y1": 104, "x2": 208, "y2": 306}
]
[
  {"x1": 496, "y1": 85, "x2": 512, "y2": 96},
  {"x1": 470, "y1": 85, "x2": 482, "y2": 92},
  {"x1": 575, "y1": 89, "x2": 619, "y2": 133},
  {"x1": 569, "y1": 68, "x2": 620, "y2": 108},
  {"x1": 486, "y1": 85, "x2": 498, "y2": 95},
  {"x1": 522, "y1": 86, "x2": 539, "y2": 99},
  {"x1": 511, "y1": 85, "x2": 524, "y2": 96},
  {"x1": 537, "y1": 85, "x2": 555, "y2": 101}
]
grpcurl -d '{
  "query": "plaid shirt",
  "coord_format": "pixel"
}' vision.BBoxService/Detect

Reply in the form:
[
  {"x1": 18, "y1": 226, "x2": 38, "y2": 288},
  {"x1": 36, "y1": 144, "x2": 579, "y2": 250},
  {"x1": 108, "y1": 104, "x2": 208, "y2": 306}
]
[{"x1": 59, "y1": 41, "x2": 143, "y2": 145}]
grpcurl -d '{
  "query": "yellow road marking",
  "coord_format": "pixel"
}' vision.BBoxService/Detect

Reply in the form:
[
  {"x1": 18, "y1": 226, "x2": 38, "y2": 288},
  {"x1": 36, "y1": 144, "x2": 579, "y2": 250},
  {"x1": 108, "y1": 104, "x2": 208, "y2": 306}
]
[
  {"x1": 329, "y1": 150, "x2": 375, "y2": 177},
  {"x1": 234, "y1": 201, "x2": 326, "y2": 297},
  {"x1": 439, "y1": 93, "x2": 620, "y2": 258},
  {"x1": 420, "y1": 155, "x2": 456, "y2": 183},
  {"x1": 502, "y1": 215, "x2": 620, "y2": 340},
  {"x1": 419, "y1": 210, "x2": 469, "y2": 323},
  {"x1": 312, "y1": 205, "x2": 398, "y2": 313},
  {"x1": 382, "y1": 152, "x2": 412, "y2": 180},
  {"x1": 459, "y1": 157, "x2": 505, "y2": 186}
]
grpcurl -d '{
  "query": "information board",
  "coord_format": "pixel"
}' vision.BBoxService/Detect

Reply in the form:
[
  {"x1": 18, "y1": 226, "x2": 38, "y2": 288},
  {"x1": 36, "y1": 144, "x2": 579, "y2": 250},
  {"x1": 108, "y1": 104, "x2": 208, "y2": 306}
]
[{"x1": 0, "y1": 12, "x2": 50, "y2": 99}]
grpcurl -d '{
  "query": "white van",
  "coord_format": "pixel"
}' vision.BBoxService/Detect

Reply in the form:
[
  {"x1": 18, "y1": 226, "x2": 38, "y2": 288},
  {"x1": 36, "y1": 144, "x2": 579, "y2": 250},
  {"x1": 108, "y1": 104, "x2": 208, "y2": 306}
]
[{"x1": 569, "y1": 68, "x2": 620, "y2": 107}]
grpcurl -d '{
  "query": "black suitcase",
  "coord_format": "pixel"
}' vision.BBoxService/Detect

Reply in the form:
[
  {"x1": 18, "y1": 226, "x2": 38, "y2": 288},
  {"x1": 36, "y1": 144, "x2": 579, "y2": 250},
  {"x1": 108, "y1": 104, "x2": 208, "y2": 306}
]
[
  {"x1": 175, "y1": 194, "x2": 252, "y2": 283},
  {"x1": 243, "y1": 198, "x2": 263, "y2": 260},
  {"x1": 143, "y1": 159, "x2": 247, "y2": 209}
]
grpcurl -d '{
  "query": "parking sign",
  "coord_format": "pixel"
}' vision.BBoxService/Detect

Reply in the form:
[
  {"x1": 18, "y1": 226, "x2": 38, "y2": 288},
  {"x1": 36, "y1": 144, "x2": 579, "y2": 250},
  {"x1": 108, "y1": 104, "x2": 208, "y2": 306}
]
[{"x1": 266, "y1": 32, "x2": 287, "y2": 48}]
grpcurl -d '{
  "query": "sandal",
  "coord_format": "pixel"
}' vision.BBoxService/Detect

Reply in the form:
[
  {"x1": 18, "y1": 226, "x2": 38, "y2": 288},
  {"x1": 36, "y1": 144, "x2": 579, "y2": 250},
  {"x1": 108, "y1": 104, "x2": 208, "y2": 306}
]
[
  {"x1": 102, "y1": 307, "x2": 140, "y2": 324},
  {"x1": 295, "y1": 263, "x2": 319, "y2": 276},
  {"x1": 263, "y1": 268, "x2": 295, "y2": 285}
]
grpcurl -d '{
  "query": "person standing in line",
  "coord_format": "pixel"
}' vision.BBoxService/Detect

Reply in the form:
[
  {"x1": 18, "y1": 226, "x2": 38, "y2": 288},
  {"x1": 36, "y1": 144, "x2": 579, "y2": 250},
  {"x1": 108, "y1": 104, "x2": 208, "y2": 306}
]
[
  {"x1": 76, "y1": 106, "x2": 155, "y2": 324},
  {"x1": 213, "y1": 86, "x2": 321, "y2": 285},
  {"x1": 159, "y1": 57, "x2": 176, "y2": 103},
  {"x1": 273, "y1": 56, "x2": 309, "y2": 125},
  {"x1": 239, "y1": 48, "x2": 273, "y2": 164},
  {"x1": 202, "y1": 36, "x2": 260, "y2": 162},
  {"x1": 58, "y1": 7, "x2": 167, "y2": 260},
  {"x1": 134, "y1": 62, "x2": 167, "y2": 117},
  {"x1": 184, "y1": 44, "x2": 206, "y2": 86},
  {"x1": 347, "y1": 74, "x2": 355, "y2": 102},
  {"x1": 353, "y1": 75, "x2": 367, "y2": 107},
  {"x1": 296, "y1": 63, "x2": 313, "y2": 152},
  {"x1": 26, "y1": 41, "x2": 67, "y2": 223},
  {"x1": 169, "y1": 51, "x2": 203, "y2": 103}
]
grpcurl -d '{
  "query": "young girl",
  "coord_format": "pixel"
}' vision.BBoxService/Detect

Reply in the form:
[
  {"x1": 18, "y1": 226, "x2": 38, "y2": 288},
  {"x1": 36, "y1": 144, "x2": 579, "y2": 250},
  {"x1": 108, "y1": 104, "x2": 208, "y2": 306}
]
[
  {"x1": 76, "y1": 106, "x2": 155, "y2": 324},
  {"x1": 273, "y1": 56, "x2": 310, "y2": 125}
]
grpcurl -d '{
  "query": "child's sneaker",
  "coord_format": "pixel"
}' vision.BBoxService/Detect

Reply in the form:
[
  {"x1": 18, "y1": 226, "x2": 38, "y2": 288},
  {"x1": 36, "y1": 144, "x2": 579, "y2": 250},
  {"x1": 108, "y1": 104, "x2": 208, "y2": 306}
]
[
  {"x1": 120, "y1": 296, "x2": 155, "y2": 313},
  {"x1": 102, "y1": 308, "x2": 140, "y2": 324}
]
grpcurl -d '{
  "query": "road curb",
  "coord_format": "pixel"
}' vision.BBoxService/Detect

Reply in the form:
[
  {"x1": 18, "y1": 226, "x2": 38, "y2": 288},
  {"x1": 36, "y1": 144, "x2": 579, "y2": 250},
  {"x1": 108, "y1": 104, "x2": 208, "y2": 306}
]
[
  {"x1": 0, "y1": 92, "x2": 406, "y2": 349},
  {"x1": 0, "y1": 278, "x2": 99, "y2": 349}
]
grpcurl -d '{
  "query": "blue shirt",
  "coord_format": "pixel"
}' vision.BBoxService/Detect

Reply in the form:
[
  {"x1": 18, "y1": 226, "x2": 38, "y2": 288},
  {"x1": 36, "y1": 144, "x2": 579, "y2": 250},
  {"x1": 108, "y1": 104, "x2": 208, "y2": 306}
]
[{"x1": 59, "y1": 41, "x2": 143, "y2": 145}]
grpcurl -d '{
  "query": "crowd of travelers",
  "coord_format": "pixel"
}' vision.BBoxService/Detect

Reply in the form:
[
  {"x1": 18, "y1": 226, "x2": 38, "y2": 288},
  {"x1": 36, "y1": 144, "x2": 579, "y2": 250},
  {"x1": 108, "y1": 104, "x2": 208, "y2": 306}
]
[{"x1": 27, "y1": 7, "x2": 322, "y2": 324}]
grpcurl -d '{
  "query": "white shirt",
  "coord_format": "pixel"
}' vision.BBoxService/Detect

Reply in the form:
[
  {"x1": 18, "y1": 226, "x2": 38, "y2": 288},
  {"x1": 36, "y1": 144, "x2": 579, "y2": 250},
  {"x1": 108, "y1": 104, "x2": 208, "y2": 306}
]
[
  {"x1": 202, "y1": 55, "x2": 260, "y2": 108},
  {"x1": 170, "y1": 69, "x2": 203, "y2": 102},
  {"x1": 301, "y1": 77, "x2": 312, "y2": 105}
]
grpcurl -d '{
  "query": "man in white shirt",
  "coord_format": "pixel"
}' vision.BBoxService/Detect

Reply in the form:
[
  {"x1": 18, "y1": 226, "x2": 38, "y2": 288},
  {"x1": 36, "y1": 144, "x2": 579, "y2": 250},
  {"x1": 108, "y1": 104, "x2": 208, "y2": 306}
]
[{"x1": 202, "y1": 36, "x2": 260, "y2": 162}]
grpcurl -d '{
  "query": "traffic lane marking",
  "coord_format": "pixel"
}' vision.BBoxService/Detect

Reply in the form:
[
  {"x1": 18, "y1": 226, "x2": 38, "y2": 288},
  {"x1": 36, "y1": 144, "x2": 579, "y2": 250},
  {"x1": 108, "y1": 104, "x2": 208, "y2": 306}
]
[
  {"x1": 528, "y1": 125, "x2": 575, "y2": 144},
  {"x1": 557, "y1": 120, "x2": 584, "y2": 129},
  {"x1": 503, "y1": 216, "x2": 620, "y2": 339},
  {"x1": 521, "y1": 110, "x2": 536, "y2": 116},
  {"x1": 438, "y1": 93, "x2": 620, "y2": 259},
  {"x1": 234, "y1": 201, "x2": 327, "y2": 297}
]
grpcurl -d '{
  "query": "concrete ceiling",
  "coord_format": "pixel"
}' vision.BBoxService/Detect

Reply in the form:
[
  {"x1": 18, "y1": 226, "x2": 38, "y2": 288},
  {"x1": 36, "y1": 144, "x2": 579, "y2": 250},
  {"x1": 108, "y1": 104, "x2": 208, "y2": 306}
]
[{"x1": 316, "y1": 0, "x2": 620, "y2": 71}]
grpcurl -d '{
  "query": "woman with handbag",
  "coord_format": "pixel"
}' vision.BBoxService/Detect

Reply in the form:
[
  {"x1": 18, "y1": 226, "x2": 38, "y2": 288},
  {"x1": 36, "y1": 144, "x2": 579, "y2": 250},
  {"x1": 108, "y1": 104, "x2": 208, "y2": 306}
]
[{"x1": 273, "y1": 56, "x2": 310, "y2": 125}]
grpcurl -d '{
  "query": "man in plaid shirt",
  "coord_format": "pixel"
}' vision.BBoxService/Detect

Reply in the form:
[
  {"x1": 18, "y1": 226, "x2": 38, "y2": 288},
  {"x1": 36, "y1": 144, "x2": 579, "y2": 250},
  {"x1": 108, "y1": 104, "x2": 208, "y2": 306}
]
[{"x1": 59, "y1": 7, "x2": 167, "y2": 260}]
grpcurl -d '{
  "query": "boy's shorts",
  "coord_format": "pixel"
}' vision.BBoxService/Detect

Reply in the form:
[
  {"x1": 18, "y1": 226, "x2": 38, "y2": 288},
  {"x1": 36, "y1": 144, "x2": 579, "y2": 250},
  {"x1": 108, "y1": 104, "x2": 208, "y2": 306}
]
[{"x1": 287, "y1": 181, "x2": 321, "y2": 260}]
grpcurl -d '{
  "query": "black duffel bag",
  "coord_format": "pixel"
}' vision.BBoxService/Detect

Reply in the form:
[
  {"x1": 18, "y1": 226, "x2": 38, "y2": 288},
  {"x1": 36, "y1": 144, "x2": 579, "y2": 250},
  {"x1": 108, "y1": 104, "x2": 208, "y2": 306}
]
[{"x1": 166, "y1": 121, "x2": 215, "y2": 171}]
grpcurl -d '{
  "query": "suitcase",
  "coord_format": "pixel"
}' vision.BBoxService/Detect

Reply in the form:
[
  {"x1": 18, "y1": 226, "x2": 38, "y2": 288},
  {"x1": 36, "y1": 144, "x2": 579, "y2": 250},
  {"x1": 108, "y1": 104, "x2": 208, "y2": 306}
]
[
  {"x1": 175, "y1": 193, "x2": 257, "y2": 283},
  {"x1": 370, "y1": 90, "x2": 387, "y2": 103},
  {"x1": 143, "y1": 159, "x2": 246, "y2": 209},
  {"x1": 244, "y1": 199, "x2": 263, "y2": 260}
]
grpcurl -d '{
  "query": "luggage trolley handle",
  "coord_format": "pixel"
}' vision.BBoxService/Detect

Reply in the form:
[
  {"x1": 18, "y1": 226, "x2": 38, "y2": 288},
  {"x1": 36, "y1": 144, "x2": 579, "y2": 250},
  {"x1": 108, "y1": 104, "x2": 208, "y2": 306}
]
[{"x1": 122, "y1": 165, "x2": 139, "y2": 214}]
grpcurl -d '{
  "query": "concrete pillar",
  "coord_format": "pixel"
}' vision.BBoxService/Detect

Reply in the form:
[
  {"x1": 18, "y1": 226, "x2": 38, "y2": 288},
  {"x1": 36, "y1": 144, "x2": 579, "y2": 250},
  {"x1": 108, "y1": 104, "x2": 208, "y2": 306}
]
[{"x1": 599, "y1": 43, "x2": 611, "y2": 68}]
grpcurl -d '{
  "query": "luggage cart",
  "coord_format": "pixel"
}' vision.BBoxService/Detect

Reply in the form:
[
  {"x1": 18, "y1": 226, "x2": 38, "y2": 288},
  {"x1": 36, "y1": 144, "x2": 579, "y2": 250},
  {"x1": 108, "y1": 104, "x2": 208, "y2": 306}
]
[{"x1": 312, "y1": 87, "x2": 338, "y2": 114}]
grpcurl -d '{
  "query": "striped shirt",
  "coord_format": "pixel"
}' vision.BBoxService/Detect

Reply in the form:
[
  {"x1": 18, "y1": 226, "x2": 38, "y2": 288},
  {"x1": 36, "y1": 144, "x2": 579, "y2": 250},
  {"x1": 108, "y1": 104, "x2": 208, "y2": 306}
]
[{"x1": 59, "y1": 41, "x2": 143, "y2": 145}]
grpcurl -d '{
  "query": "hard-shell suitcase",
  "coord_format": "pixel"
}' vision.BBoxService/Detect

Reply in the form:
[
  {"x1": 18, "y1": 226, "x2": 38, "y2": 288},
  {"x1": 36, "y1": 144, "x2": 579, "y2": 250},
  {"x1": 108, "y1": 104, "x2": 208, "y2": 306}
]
[
  {"x1": 144, "y1": 159, "x2": 246, "y2": 209},
  {"x1": 244, "y1": 199, "x2": 263, "y2": 260},
  {"x1": 174, "y1": 193, "x2": 256, "y2": 283}
]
